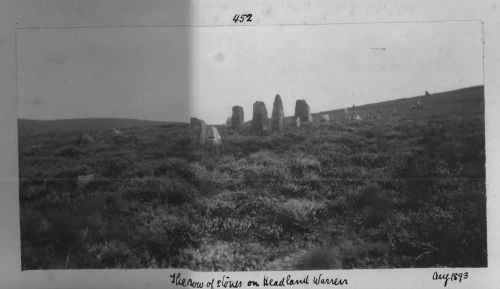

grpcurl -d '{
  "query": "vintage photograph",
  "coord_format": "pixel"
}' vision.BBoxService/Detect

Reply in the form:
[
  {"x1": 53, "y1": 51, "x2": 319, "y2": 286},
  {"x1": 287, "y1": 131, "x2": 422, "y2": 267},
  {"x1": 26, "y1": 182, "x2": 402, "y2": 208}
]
[{"x1": 17, "y1": 22, "x2": 486, "y2": 270}]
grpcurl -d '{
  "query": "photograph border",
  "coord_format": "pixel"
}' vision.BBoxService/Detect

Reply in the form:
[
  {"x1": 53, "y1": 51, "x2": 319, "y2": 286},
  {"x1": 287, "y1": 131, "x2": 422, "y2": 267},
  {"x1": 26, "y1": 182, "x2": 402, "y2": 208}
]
[{"x1": 1, "y1": 1, "x2": 499, "y2": 288}]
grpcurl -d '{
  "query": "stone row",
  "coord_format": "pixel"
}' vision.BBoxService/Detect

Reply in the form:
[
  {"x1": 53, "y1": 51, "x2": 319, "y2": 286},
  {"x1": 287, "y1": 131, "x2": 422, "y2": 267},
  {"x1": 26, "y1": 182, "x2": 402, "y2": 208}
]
[{"x1": 232, "y1": 95, "x2": 314, "y2": 135}]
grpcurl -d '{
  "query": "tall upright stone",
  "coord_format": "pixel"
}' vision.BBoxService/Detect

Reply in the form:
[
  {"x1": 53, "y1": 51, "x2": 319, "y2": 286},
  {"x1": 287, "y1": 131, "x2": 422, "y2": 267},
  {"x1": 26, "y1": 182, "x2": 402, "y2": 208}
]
[
  {"x1": 231, "y1": 106, "x2": 244, "y2": 128},
  {"x1": 295, "y1": 100, "x2": 312, "y2": 123},
  {"x1": 207, "y1": 126, "x2": 222, "y2": 145},
  {"x1": 252, "y1": 101, "x2": 269, "y2": 135},
  {"x1": 271, "y1": 94, "x2": 285, "y2": 133},
  {"x1": 190, "y1": 117, "x2": 207, "y2": 144}
]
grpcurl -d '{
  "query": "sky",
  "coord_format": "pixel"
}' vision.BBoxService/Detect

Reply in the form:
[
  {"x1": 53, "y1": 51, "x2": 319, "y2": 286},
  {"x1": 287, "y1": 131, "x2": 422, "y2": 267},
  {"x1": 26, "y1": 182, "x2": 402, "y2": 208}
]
[{"x1": 18, "y1": 21, "x2": 484, "y2": 124}]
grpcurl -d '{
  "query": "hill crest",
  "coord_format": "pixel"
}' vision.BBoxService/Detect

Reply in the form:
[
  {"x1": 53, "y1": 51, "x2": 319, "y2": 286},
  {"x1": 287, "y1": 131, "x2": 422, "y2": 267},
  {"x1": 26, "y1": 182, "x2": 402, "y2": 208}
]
[{"x1": 18, "y1": 85, "x2": 484, "y2": 133}]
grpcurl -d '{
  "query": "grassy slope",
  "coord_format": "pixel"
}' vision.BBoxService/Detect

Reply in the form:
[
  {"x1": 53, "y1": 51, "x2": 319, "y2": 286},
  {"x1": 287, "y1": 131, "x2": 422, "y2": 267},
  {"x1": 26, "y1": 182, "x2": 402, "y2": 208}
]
[
  {"x1": 313, "y1": 86, "x2": 484, "y2": 120},
  {"x1": 18, "y1": 86, "x2": 486, "y2": 270},
  {"x1": 18, "y1": 118, "x2": 181, "y2": 135}
]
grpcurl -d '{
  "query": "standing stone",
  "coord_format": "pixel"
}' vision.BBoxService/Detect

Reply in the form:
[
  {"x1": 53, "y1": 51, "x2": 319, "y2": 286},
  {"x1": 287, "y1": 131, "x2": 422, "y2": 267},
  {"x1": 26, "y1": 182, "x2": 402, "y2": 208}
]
[
  {"x1": 190, "y1": 117, "x2": 207, "y2": 144},
  {"x1": 351, "y1": 105, "x2": 357, "y2": 120},
  {"x1": 295, "y1": 117, "x2": 301, "y2": 128},
  {"x1": 252, "y1": 101, "x2": 269, "y2": 135},
  {"x1": 320, "y1": 114, "x2": 330, "y2": 122},
  {"x1": 344, "y1": 108, "x2": 349, "y2": 120},
  {"x1": 226, "y1": 117, "x2": 232, "y2": 126},
  {"x1": 271, "y1": 94, "x2": 285, "y2": 133},
  {"x1": 207, "y1": 126, "x2": 222, "y2": 145},
  {"x1": 231, "y1": 106, "x2": 244, "y2": 128},
  {"x1": 355, "y1": 114, "x2": 362, "y2": 121},
  {"x1": 295, "y1": 100, "x2": 312, "y2": 123}
]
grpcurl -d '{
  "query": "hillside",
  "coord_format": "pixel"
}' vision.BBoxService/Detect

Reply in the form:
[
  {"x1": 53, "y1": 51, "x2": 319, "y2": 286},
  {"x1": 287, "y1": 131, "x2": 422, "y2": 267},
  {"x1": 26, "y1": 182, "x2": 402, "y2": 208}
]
[
  {"x1": 313, "y1": 86, "x2": 484, "y2": 121},
  {"x1": 18, "y1": 85, "x2": 486, "y2": 270},
  {"x1": 18, "y1": 118, "x2": 181, "y2": 135}
]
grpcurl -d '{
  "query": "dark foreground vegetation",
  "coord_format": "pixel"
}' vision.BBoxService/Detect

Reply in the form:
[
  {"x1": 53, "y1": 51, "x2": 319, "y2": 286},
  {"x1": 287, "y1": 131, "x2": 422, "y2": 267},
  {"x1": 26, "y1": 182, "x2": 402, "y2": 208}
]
[{"x1": 19, "y1": 86, "x2": 486, "y2": 270}]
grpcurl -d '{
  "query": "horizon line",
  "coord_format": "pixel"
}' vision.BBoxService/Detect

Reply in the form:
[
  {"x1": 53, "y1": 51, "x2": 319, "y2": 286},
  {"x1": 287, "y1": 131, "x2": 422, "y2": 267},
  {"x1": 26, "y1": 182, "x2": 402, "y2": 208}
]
[{"x1": 18, "y1": 84, "x2": 484, "y2": 123}]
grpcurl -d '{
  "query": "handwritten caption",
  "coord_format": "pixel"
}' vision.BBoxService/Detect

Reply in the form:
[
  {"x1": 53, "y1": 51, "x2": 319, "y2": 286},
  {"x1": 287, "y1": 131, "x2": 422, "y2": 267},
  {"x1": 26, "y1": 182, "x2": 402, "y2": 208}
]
[
  {"x1": 170, "y1": 272, "x2": 348, "y2": 288},
  {"x1": 432, "y1": 271, "x2": 469, "y2": 287}
]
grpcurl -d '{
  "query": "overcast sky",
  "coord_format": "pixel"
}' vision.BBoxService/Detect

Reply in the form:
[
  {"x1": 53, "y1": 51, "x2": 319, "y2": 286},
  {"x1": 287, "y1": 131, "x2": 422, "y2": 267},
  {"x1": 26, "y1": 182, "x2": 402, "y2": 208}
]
[{"x1": 18, "y1": 21, "x2": 483, "y2": 124}]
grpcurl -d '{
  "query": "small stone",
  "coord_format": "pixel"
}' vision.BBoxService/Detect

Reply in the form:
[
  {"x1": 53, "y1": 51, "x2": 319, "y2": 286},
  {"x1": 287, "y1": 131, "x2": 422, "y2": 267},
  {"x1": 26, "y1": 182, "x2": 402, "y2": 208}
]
[
  {"x1": 344, "y1": 108, "x2": 350, "y2": 120},
  {"x1": 207, "y1": 126, "x2": 222, "y2": 145},
  {"x1": 79, "y1": 132, "x2": 94, "y2": 144},
  {"x1": 77, "y1": 174, "x2": 95, "y2": 188},
  {"x1": 295, "y1": 117, "x2": 301, "y2": 128}
]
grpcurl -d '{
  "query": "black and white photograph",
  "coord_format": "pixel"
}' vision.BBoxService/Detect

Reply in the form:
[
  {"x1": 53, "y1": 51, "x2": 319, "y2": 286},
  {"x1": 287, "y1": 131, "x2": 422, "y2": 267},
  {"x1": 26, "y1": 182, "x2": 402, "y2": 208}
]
[{"x1": 17, "y1": 20, "x2": 487, "y2": 272}]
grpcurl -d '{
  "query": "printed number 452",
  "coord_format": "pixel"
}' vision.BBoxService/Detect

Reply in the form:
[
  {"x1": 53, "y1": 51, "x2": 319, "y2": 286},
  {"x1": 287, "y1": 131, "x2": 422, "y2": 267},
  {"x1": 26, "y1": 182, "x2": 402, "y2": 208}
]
[{"x1": 233, "y1": 14, "x2": 252, "y2": 23}]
